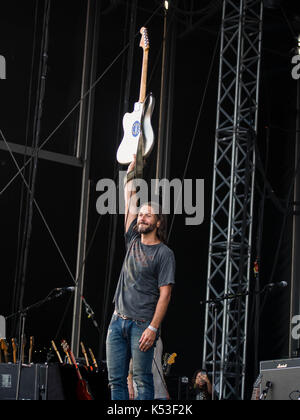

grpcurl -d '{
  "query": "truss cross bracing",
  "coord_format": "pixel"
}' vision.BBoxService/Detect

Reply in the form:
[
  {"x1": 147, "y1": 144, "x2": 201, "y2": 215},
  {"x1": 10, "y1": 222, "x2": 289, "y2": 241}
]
[{"x1": 202, "y1": 0, "x2": 263, "y2": 400}]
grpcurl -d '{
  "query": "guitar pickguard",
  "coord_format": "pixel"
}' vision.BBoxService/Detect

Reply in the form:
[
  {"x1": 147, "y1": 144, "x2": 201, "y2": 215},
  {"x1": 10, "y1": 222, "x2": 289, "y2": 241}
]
[{"x1": 117, "y1": 94, "x2": 155, "y2": 165}]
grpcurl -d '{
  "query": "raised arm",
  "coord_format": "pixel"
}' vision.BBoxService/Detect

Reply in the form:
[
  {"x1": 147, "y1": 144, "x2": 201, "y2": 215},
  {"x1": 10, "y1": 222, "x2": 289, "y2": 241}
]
[{"x1": 124, "y1": 154, "x2": 138, "y2": 232}]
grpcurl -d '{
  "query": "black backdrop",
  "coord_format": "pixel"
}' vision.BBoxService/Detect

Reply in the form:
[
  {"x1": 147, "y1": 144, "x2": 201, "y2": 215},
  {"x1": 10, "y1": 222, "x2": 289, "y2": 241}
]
[{"x1": 0, "y1": 0, "x2": 300, "y2": 399}]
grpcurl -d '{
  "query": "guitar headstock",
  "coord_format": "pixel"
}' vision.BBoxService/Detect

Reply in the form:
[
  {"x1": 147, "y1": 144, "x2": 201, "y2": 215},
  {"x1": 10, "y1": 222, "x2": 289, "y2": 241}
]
[
  {"x1": 167, "y1": 352, "x2": 177, "y2": 365},
  {"x1": 140, "y1": 27, "x2": 150, "y2": 51},
  {"x1": 0, "y1": 339, "x2": 7, "y2": 352},
  {"x1": 61, "y1": 339, "x2": 69, "y2": 353},
  {"x1": 11, "y1": 338, "x2": 16, "y2": 350}
]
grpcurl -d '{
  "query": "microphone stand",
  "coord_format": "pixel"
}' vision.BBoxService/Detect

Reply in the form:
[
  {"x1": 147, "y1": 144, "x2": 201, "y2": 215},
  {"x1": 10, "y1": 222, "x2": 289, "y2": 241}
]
[
  {"x1": 81, "y1": 296, "x2": 100, "y2": 333},
  {"x1": 5, "y1": 288, "x2": 73, "y2": 400}
]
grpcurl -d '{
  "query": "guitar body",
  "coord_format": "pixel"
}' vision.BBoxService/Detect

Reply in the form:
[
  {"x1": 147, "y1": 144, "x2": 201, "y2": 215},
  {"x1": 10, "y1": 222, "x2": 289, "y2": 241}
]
[
  {"x1": 117, "y1": 94, "x2": 155, "y2": 165},
  {"x1": 77, "y1": 378, "x2": 93, "y2": 401},
  {"x1": 61, "y1": 339, "x2": 94, "y2": 401}
]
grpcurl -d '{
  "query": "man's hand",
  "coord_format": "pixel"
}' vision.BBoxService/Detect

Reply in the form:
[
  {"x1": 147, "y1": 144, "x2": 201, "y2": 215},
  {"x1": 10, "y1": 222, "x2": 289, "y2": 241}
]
[{"x1": 139, "y1": 327, "x2": 156, "y2": 352}]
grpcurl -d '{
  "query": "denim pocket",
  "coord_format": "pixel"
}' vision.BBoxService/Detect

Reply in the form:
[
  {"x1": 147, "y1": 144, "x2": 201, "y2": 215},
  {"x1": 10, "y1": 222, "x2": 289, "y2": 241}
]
[
  {"x1": 110, "y1": 313, "x2": 119, "y2": 324},
  {"x1": 134, "y1": 319, "x2": 149, "y2": 330}
]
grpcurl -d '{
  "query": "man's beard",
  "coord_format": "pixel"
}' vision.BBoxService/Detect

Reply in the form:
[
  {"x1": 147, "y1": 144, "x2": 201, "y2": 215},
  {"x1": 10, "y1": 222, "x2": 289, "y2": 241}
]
[{"x1": 137, "y1": 222, "x2": 156, "y2": 235}]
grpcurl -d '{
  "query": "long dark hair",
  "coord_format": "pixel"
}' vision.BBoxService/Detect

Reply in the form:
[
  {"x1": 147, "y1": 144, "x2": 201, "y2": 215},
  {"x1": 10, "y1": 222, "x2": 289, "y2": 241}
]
[
  {"x1": 136, "y1": 201, "x2": 168, "y2": 244},
  {"x1": 192, "y1": 369, "x2": 208, "y2": 389}
]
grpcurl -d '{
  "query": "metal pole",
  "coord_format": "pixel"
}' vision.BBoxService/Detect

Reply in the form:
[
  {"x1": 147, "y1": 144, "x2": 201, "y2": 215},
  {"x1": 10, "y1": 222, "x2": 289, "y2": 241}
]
[
  {"x1": 71, "y1": 0, "x2": 100, "y2": 357},
  {"x1": 155, "y1": 0, "x2": 177, "y2": 187}
]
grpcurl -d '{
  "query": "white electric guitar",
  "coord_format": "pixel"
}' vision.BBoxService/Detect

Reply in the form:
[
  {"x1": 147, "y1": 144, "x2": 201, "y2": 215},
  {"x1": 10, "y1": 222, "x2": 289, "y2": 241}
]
[{"x1": 117, "y1": 27, "x2": 155, "y2": 165}]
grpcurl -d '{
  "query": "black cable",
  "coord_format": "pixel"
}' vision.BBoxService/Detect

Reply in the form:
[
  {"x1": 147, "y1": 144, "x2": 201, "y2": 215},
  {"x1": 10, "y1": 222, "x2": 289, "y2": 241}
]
[
  {"x1": 11, "y1": 0, "x2": 40, "y2": 334},
  {"x1": 11, "y1": 1, "x2": 51, "y2": 347},
  {"x1": 152, "y1": 348, "x2": 170, "y2": 397}
]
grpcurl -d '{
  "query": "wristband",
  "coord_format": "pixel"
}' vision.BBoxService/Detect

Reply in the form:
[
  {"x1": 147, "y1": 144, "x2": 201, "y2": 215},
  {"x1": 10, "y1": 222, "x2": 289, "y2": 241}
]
[{"x1": 148, "y1": 325, "x2": 158, "y2": 333}]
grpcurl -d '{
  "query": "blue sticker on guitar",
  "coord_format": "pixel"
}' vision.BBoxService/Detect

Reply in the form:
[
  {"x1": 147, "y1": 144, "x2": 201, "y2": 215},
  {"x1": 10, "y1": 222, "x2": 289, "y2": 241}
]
[{"x1": 132, "y1": 121, "x2": 140, "y2": 137}]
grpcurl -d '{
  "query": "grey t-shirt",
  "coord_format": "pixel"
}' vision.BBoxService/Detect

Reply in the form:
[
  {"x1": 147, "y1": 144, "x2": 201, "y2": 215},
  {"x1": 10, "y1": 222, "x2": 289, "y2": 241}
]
[{"x1": 113, "y1": 219, "x2": 176, "y2": 321}]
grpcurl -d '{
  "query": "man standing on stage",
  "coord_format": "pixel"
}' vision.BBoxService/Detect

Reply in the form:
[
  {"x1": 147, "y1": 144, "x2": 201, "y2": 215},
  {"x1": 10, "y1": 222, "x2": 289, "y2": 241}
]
[{"x1": 106, "y1": 155, "x2": 176, "y2": 400}]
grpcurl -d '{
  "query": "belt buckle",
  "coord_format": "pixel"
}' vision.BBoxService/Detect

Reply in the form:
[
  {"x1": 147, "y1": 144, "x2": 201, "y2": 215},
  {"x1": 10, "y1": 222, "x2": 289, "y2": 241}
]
[{"x1": 115, "y1": 311, "x2": 130, "y2": 320}]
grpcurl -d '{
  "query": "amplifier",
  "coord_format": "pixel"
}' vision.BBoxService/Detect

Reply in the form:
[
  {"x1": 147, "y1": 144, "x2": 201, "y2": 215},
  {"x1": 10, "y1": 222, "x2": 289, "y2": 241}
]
[
  {"x1": 260, "y1": 358, "x2": 300, "y2": 400},
  {"x1": 0, "y1": 363, "x2": 109, "y2": 400},
  {"x1": 0, "y1": 364, "x2": 41, "y2": 400},
  {"x1": 0, "y1": 363, "x2": 68, "y2": 400}
]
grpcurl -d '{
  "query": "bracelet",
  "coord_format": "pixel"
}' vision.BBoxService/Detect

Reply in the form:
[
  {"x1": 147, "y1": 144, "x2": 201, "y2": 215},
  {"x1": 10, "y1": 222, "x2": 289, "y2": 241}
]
[{"x1": 148, "y1": 325, "x2": 158, "y2": 333}]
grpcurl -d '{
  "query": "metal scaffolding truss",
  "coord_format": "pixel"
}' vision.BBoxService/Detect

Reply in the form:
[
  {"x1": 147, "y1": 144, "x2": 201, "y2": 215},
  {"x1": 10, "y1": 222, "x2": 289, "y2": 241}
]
[{"x1": 202, "y1": 0, "x2": 263, "y2": 400}]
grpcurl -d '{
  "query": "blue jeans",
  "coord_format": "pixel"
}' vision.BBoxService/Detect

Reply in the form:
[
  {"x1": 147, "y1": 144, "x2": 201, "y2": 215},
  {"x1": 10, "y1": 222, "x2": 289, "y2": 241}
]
[{"x1": 106, "y1": 313, "x2": 155, "y2": 400}]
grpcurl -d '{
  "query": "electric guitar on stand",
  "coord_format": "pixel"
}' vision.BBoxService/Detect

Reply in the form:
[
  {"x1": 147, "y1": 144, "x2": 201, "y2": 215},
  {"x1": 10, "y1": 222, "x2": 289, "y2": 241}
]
[
  {"x1": 117, "y1": 27, "x2": 155, "y2": 165},
  {"x1": 61, "y1": 340, "x2": 93, "y2": 401}
]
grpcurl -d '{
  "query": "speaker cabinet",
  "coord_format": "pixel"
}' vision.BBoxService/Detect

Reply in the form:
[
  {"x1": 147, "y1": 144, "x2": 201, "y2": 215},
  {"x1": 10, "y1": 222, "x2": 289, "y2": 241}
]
[
  {"x1": 260, "y1": 358, "x2": 300, "y2": 400},
  {"x1": 0, "y1": 363, "x2": 109, "y2": 400},
  {"x1": 0, "y1": 364, "x2": 40, "y2": 400}
]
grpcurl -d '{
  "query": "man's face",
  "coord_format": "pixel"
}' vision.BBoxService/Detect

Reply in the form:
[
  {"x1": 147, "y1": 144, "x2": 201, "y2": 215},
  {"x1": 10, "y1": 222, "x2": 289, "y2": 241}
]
[{"x1": 137, "y1": 205, "x2": 159, "y2": 234}]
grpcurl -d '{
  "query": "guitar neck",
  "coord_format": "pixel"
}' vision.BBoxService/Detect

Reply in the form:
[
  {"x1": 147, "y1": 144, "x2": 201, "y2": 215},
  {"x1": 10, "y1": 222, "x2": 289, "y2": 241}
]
[
  {"x1": 68, "y1": 349, "x2": 83, "y2": 381},
  {"x1": 80, "y1": 342, "x2": 90, "y2": 368},
  {"x1": 12, "y1": 339, "x2": 17, "y2": 364},
  {"x1": 28, "y1": 336, "x2": 35, "y2": 364},
  {"x1": 52, "y1": 340, "x2": 63, "y2": 364},
  {"x1": 89, "y1": 348, "x2": 98, "y2": 369},
  {"x1": 138, "y1": 48, "x2": 149, "y2": 104}
]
